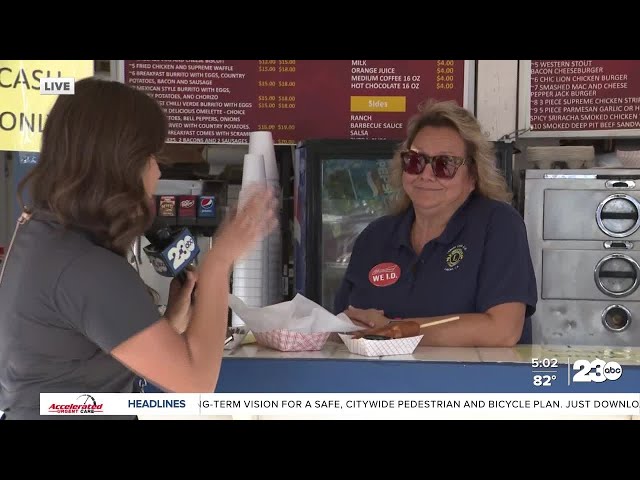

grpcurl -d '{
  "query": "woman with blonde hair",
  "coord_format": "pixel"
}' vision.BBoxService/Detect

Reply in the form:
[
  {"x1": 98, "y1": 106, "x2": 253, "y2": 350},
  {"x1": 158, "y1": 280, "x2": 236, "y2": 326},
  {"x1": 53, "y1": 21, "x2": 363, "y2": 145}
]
[{"x1": 336, "y1": 99, "x2": 537, "y2": 347}]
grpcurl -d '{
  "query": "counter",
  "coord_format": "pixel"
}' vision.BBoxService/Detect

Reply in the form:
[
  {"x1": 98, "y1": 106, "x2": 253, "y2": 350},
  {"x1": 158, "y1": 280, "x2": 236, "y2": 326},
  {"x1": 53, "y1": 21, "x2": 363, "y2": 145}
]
[
  {"x1": 140, "y1": 340, "x2": 640, "y2": 420},
  {"x1": 214, "y1": 341, "x2": 640, "y2": 394}
]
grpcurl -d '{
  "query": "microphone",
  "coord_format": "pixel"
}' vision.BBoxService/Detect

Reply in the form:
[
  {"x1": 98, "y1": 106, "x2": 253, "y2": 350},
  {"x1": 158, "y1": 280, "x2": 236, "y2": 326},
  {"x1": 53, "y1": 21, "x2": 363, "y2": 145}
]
[{"x1": 143, "y1": 226, "x2": 200, "y2": 282}]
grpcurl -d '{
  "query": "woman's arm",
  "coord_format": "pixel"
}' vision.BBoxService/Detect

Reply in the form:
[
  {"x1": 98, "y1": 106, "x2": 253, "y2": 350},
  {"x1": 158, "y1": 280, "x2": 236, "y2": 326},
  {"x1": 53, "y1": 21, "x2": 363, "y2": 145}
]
[
  {"x1": 347, "y1": 303, "x2": 525, "y2": 347},
  {"x1": 354, "y1": 303, "x2": 525, "y2": 347},
  {"x1": 110, "y1": 187, "x2": 278, "y2": 392},
  {"x1": 408, "y1": 302, "x2": 525, "y2": 347},
  {"x1": 163, "y1": 269, "x2": 197, "y2": 334}
]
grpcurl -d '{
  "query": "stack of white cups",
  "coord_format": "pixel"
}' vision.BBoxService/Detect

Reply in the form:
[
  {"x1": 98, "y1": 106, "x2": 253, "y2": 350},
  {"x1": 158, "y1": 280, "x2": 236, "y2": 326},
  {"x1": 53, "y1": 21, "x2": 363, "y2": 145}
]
[
  {"x1": 231, "y1": 152, "x2": 267, "y2": 327},
  {"x1": 248, "y1": 131, "x2": 282, "y2": 307}
]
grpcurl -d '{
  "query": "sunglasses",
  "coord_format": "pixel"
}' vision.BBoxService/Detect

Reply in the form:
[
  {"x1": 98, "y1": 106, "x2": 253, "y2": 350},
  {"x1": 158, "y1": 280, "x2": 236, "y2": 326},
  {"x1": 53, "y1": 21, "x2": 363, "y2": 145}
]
[{"x1": 400, "y1": 150, "x2": 468, "y2": 179}]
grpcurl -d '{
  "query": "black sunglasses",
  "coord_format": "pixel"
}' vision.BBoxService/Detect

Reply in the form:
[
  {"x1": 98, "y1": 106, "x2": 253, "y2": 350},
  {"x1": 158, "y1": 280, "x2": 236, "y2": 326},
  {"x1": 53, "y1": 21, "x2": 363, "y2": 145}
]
[{"x1": 400, "y1": 150, "x2": 468, "y2": 179}]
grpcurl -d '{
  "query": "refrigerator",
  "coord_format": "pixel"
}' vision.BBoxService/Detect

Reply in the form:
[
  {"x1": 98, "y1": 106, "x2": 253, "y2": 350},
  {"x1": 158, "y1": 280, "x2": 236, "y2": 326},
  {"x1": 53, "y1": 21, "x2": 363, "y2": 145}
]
[
  {"x1": 293, "y1": 139, "x2": 399, "y2": 312},
  {"x1": 293, "y1": 139, "x2": 516, "y2": 313}
]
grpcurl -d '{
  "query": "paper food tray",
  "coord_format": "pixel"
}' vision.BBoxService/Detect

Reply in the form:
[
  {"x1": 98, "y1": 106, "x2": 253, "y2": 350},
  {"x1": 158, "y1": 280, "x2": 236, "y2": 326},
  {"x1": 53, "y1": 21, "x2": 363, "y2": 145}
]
[
  {"x1": 338, "y1": 334, "x2": 423, "y2": 357},
  {"x1": 254, "y1": 329, "x2": 331, "y2": 352}
]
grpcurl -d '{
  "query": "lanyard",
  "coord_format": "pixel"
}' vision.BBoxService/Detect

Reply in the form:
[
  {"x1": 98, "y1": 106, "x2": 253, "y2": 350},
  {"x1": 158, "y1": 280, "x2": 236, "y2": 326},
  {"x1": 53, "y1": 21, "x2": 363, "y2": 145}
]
[{"x1": 0, "y1": 210, "x2": 32, "y2": 288}]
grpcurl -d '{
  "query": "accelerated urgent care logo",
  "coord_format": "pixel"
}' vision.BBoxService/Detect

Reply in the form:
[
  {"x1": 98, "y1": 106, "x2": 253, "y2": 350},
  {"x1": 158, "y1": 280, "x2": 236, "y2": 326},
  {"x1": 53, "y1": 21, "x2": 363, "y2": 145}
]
[
  {"x1": 0, "y1": 61, "x2": 93, "y2": 152},
  {"x1": 48, "y1": 394, "x2": 104, "y2": 414}
]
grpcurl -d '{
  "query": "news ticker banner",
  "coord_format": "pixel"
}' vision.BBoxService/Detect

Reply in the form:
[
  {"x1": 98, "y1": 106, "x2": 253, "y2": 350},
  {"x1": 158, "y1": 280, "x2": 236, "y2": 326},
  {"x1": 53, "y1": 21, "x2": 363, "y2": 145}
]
[
  {"x1": 0, "y1": 60, "x2": 95, "y2": 152},
  {"x1": 41, "y1": 393, "x2": 640, "y2": 418},
  {"x1": 122, "y1": 60, "x2": 470, "y2": 145},
  {"x1": 521, "y1": 59, "x2": 640, "y2": 137}
]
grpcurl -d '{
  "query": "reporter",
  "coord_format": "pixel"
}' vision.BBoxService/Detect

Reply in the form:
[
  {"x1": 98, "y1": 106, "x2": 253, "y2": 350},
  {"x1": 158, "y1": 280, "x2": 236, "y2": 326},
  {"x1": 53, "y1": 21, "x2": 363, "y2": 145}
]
[{"x1": 0, "y1": 78, "x2": 277, "y2": 420}]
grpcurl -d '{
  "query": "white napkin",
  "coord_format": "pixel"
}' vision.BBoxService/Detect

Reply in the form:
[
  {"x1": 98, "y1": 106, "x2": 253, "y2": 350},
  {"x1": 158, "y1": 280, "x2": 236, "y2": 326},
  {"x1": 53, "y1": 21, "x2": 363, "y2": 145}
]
[{"x1": 228, "y1": 293, "x2": 365, "y2": 333}]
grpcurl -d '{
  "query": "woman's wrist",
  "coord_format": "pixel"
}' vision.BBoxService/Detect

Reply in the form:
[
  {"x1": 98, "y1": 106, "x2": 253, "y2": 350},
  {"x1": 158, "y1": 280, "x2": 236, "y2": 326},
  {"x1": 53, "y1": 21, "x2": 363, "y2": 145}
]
[{"x1": 201, "y1": 253, "x2": 234, "y2": 276}]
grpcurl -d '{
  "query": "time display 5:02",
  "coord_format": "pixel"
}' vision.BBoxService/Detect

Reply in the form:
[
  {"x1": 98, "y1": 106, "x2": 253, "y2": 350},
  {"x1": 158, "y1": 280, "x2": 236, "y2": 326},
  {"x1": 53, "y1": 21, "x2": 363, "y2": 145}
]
[{"x1": 531, "y1": 358, "x2": 558, "y2": 368}]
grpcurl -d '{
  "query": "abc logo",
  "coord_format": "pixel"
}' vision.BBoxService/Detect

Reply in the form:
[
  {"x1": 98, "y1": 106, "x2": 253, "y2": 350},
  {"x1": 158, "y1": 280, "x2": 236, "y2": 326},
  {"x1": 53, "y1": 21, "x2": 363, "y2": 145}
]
[
  {"x1": 572, "y1": 359, "x2": 623, "y2": 383},
  {"x1": 603, "y1": 364, "x2": 623, "y2": 379}
]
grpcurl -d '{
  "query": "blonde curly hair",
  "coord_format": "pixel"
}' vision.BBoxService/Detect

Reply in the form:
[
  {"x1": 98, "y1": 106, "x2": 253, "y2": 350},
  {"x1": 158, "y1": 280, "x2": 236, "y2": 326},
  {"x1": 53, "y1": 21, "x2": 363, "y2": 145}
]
[{"x1": 389, "y1": 99, "x2": 512, "y2": 215}]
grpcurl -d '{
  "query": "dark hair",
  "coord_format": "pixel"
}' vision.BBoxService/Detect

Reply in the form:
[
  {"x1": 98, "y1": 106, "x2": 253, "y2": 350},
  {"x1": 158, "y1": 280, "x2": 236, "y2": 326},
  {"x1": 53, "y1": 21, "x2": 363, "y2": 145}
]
[{"x1": 19, "y1": 77, "x2": 168, "y2": 256}]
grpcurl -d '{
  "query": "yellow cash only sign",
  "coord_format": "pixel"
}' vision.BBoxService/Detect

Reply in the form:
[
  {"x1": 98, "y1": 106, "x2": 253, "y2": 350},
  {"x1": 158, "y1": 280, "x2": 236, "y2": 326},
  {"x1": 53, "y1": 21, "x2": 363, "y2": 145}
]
[{"x1": 0, "y1": 60, "x2": 94, "y2": 152}]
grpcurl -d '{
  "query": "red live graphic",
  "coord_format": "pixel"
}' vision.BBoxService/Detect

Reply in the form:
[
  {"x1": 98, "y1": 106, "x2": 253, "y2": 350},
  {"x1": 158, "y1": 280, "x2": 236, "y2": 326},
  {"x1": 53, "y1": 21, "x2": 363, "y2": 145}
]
[{"x1": 369, "y1": 263, "x2": 401, "y2": 287}]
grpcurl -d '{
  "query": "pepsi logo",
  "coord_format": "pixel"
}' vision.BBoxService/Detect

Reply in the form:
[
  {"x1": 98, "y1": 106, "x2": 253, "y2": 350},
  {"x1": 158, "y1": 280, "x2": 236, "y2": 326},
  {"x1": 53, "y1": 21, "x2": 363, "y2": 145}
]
[
  {"x1": 200, "y1": 198, "x2": 214, "y2": 208},
  {"x1": 180, "y1": 200, "x2": 195, "y2": 208},
  {"x1": 369, "y1": 262, "x2": 401, "y2": 287}
]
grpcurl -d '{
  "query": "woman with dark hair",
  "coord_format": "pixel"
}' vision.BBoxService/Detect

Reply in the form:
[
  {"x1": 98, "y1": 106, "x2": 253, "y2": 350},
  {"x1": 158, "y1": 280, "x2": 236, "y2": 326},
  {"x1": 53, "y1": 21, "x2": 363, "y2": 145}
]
[{"x1": 0, "y1": 78, "x2": 277, "y2": 420}]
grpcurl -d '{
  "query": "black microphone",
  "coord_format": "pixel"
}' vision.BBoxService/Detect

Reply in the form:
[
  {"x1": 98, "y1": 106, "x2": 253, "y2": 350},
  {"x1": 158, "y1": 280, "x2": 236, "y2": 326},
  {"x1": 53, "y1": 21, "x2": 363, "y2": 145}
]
[{"x1": 143, "y1": 226, "x2": 200, "y2": 284}]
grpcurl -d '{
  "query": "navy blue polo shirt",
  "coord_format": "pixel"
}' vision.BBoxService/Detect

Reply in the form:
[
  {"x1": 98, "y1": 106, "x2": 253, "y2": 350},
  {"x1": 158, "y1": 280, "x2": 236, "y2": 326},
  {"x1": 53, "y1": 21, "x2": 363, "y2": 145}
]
[{"x1": 333, "y1": 192, "x2": 538, "y2": 343}]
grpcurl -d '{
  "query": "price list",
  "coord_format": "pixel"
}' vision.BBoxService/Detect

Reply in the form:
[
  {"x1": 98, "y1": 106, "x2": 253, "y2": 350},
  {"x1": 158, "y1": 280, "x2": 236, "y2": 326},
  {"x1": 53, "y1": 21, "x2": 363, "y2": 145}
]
[
  {"x1": 529, "y1": 60, "x2": 640, "y2": 133},
  {"x1": 254, "y1": 59, "x2": 300, "y2": 145},
  {"x1": 124, "y1": 60, "x2": 467, "y2": 144}
]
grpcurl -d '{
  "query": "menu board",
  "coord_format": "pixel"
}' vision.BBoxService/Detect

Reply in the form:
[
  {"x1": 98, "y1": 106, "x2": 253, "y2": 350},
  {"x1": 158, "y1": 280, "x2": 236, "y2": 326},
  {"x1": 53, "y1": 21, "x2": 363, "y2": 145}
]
[
  {"x1": 524, "y1": 60, "x2": 640, "y2": 137},
  {"x1": 123, "y1": 60, "x2": 469, "y2": 144}
]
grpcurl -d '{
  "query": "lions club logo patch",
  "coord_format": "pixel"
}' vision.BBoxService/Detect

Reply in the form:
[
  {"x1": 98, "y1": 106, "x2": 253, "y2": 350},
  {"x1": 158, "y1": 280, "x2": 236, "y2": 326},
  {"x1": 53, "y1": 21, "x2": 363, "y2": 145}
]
[
  {"x1": 368, "y1": 262, "x2": 401, "y2": 287},
  {"x1": 445, "y1": 245, "x2": 466, "y2": 271}
]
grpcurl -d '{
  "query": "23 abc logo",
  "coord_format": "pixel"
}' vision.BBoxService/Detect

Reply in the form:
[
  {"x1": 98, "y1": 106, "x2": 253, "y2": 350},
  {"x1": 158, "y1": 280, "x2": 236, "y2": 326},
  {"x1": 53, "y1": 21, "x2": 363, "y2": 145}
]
[
  {"x1": 168, "y1": 235, "x2": 196, "y2": 270},
  {"x1": 572, "y1": 358, "x2": 623, "y2": 383}
]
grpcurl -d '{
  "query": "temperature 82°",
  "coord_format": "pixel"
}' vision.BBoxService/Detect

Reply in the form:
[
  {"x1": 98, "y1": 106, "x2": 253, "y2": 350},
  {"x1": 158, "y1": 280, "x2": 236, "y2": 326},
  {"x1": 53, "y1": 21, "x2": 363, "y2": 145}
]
[{"x1": 533, "y1": 374, "x2": 556, "y2": 387}]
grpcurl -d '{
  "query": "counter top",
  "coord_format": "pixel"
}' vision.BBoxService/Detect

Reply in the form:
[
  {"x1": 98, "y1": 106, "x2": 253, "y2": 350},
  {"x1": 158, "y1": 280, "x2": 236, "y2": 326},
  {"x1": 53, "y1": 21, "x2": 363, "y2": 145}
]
[
  {"x1": 144, "y1": 340, "x2": 640, "y2": 395},
  {"x1": 224, "y1": 339, "x2": 640, "y2": 366}
]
